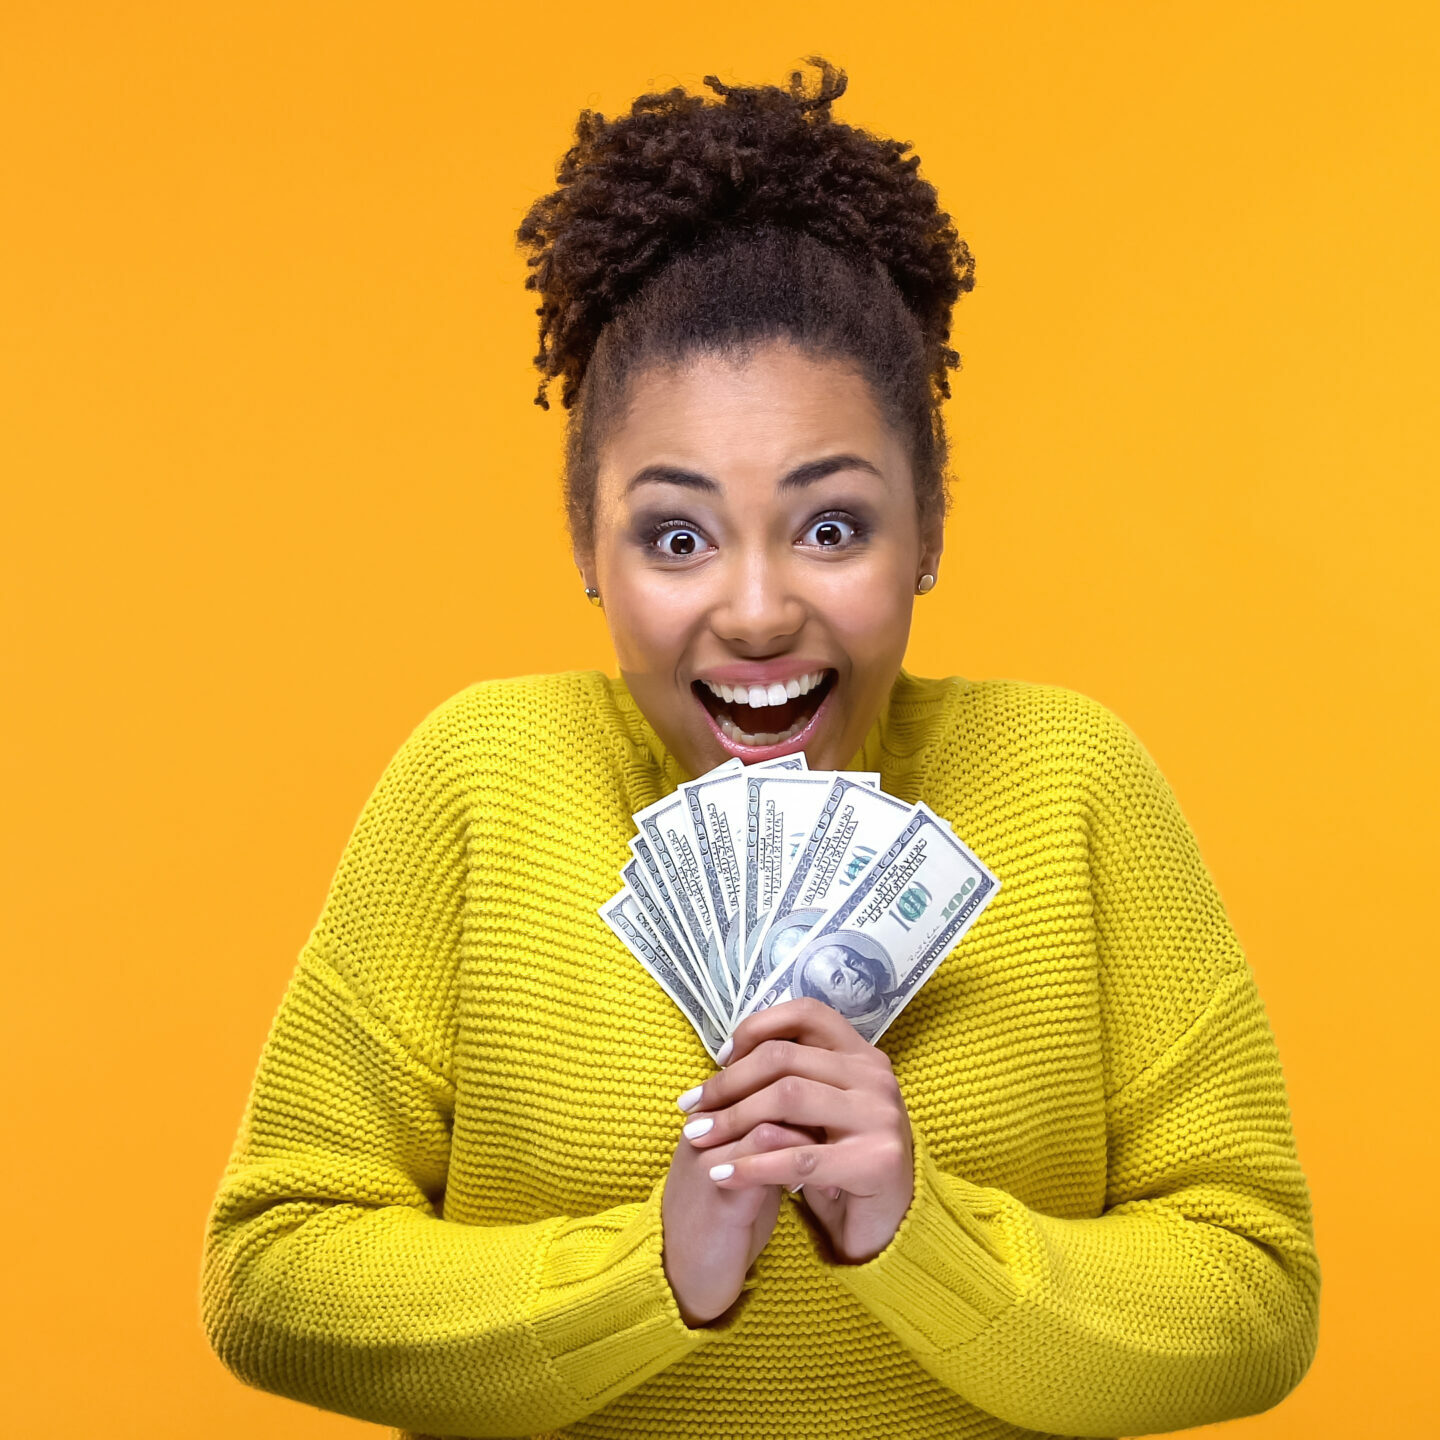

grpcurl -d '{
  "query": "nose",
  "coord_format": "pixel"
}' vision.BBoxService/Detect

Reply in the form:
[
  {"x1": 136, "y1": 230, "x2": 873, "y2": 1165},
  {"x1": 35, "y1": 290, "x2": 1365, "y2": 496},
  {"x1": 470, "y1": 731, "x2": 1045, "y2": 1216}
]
[{"x1": 711, "y1": 547, "x2": 806, "y2": 652}]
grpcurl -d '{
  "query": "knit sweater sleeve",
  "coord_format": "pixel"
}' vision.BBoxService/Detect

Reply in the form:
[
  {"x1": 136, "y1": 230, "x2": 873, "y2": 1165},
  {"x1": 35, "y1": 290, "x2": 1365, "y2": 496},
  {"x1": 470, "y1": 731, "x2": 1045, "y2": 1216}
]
[
  {"x1": 200, "y1": 694, "x2": 716, "y2": 1437},
  {"x1": 832, "y1": 701, "x2": 1321, "y2": 1437}
]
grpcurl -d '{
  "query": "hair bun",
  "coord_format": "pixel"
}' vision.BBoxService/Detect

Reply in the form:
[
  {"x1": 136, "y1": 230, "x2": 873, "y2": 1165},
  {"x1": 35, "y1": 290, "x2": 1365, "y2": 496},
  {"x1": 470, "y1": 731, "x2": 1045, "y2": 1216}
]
[
  {"x1": 702, "y1": 57, "x2": 848, "y2": 113},
  {"x1": 517, "y1": 58, "x2": 973, "y2": 409}
]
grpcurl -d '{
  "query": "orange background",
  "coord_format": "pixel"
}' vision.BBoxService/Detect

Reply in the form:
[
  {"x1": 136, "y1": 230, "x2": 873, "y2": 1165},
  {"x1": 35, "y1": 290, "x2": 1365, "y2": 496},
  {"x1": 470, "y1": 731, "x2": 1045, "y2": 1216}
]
[{"x1": 2, "y1": 2, "x2": 1436, "y2": 1435}]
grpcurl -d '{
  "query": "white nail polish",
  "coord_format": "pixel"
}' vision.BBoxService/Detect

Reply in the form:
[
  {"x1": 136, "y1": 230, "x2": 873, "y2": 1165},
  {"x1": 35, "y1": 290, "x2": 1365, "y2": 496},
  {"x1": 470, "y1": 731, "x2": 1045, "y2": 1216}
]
[
  {"x1": 676, "y1": 1085, "x2": 704, "y2": 1112},
  {"x1": 682, "y1": 1116, "x2": 714, "y2": 1139},
  {"x1": 716, "y1": 1038, "x2": 734, "y2": 1065},
  {"x1": 709, "y1": 1163, "x2": 735, "y2": 1182}
]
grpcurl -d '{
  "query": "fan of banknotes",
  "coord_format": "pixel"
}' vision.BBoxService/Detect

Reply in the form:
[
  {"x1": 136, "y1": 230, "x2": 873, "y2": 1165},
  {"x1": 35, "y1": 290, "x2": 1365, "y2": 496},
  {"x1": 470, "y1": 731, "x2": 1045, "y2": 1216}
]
[{"x1": 600, "y1": 754, "x2": 1001, "y2": 1060}]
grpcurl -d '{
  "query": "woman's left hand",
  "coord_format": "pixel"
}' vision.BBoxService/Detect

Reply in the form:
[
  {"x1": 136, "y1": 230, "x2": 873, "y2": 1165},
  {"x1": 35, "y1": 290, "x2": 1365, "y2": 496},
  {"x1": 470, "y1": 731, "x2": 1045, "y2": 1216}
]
[{"x1": 679, "y1": 997, "x2": 914, "y2": 1264}]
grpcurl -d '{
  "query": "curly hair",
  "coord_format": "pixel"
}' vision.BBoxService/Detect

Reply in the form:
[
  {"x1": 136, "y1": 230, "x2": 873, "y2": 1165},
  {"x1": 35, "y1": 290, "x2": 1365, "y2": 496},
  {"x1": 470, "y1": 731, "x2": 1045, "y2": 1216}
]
[{"x1": 516, "y1": 59, "x2": 974, "y2": 550}]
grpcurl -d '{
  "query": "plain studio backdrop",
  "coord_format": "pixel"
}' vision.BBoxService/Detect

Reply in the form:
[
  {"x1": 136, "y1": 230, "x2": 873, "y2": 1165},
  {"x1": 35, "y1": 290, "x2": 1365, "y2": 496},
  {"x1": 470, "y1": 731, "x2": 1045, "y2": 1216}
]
[{"x1": 2, "y1": 2, "x2": 1435, "y2": 1435}]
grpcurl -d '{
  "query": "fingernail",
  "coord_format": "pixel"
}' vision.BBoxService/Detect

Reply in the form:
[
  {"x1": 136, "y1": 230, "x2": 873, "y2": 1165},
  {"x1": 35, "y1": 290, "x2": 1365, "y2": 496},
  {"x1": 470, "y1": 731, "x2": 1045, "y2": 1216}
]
[
  {"x1": 716, "y1": 1038, "x2": 734, "y2": 1065},
  {"x1": 682, "y1": 1116, "x2": 714, "y2": 1140},
  {"x1": 676, "y1": 1085, "x2": 704, "y2": 1112},
  {"x1": 787, "y1": 1182, "x2": 805, "y2": 1193},
  {"x1": 708, "y1": 1163, "x2": 735, "y2": 1182}
]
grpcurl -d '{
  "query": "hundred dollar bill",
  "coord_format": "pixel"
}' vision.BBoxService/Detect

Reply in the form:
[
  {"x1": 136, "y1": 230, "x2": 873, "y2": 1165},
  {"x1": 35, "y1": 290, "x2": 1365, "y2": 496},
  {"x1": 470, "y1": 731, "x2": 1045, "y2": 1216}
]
[
  {"x1": 633, "y1": 794, "x2": 721, "y2": 962},
  {"x1": 680, "y1": 755, "x2": 807, "y2": 997},
  {"x1": 609, "y1": 877, "x2": 712, "y2": 1016},
  {"x1": 738, "y1": 805, "x2": 1000, "y2": 1044},
  {"x1": 636, "y1": 787, "x2": 746, "y2": 1009},
  {"x1": 627, "y1": 829, "x2": 731, "y2": 1019},
  {"x1": 737, "y1": 775, "x2": 914, "y2": 1010},
  {"x1": 742, "y1": 773, "x2": 836, "y2": 975},
  {"x1": 600, "y1": 891, "x2": 726, "y2": 1060},
  {"x1": 761, "y1": 755, "x2": 811, "y2": 773},
  {"x1": 680, "y1": 757, "x2": 804, "y2": 928},
  {"x1": 676, "y1": 759, "x2": 744, "y2": 968},
  {"x1": 619, "y1": 857, "x2": 723, "y2": 1023}
]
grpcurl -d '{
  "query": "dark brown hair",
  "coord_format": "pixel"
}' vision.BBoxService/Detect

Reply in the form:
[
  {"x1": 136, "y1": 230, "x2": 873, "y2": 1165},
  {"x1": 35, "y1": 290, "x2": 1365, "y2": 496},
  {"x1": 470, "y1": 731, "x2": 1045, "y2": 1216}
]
[{"x1": 516, "y1": 59, "x2": 974, "y2": 551}]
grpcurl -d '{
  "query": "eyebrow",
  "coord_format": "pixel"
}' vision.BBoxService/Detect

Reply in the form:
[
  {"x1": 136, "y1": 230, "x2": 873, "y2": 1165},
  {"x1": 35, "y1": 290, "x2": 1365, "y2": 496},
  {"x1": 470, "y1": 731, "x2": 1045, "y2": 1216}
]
[{"x1": 625, "y1": 454, "x2": 883, "y2": 495}]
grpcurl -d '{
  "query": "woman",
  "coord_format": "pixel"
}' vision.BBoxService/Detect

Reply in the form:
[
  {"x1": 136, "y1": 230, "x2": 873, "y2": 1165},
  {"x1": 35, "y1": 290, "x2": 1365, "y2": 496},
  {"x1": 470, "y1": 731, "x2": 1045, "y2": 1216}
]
[{"x1": 201, "y1": 61, "x2": 1320, "y2": 1440}]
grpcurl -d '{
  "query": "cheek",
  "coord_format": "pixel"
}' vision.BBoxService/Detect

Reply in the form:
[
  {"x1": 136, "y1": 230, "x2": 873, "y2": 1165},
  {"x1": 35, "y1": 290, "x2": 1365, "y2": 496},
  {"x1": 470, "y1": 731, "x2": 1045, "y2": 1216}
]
[
  {"x1": 601, "y1": 566, "x2": 698, "y2": 675},
  {"x1": 819, "y1": 571, "x2": 914, "y2": 664}
]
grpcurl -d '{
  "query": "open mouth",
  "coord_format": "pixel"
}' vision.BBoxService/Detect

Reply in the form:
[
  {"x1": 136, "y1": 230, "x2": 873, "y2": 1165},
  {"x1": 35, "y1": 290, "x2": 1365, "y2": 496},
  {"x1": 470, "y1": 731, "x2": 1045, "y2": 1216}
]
[{"x1": 692, "y1": 669, "x2": 837, "y2": 751}]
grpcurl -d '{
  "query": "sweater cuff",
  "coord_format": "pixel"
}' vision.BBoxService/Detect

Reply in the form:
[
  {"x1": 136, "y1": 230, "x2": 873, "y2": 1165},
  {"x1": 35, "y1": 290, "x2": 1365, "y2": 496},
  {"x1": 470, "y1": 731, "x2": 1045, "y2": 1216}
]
[
  {"x1": 830, "y1": 1129, "x2": 1021, "y2": 1355},
  {"x1": 528, "y1": 1176, "x2": 723, "y2": 1409}
]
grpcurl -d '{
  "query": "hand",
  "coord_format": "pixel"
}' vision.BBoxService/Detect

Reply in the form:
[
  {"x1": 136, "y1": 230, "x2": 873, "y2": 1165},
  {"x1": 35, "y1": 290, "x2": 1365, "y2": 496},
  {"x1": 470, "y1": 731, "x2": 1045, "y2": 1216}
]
[
  {"x1": 661, "y1": 1100, "x2": 815, "y2": 1327},
  {"x1": 677, "y1": 998, "x2": 915, "y2": 1264}
]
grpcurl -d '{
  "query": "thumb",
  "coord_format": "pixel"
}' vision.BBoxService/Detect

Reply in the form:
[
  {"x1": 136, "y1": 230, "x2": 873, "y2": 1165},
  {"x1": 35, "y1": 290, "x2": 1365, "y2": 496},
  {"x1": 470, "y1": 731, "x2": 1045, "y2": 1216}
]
[{"x1": 793, "y1": 1183, "x2": 845, "y2": 1233}]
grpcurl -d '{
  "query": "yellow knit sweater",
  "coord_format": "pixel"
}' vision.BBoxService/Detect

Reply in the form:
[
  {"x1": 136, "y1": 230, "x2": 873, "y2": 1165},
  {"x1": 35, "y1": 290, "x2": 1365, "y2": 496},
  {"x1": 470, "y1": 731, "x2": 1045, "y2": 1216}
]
[{"x1": 201, "y1": 670, "x2": 1320, "y2": 1440}]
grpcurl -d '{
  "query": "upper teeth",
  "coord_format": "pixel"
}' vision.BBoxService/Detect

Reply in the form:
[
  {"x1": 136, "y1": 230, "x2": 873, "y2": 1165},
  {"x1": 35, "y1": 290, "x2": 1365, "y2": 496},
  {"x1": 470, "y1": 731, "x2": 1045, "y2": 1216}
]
[{"x1": 701, "y1": 671, "x2": 827, "y2": 708}]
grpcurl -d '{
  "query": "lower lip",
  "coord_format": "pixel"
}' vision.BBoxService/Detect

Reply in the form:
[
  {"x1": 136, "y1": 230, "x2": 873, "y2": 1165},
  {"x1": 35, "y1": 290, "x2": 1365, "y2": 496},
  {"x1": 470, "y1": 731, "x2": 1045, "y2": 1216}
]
[{"x1": 696, "y1": 680, "x2": 837, "y2": 764}]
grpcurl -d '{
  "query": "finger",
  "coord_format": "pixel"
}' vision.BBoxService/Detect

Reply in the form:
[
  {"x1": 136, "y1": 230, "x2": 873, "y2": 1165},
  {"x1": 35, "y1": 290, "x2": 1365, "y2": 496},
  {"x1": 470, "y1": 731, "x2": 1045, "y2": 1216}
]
[
  {"x1": 681, "y1": 1035, "x2": 885, "y2": 1115},
  {"x1": 682, "y1": 1075, "x2": 870, "y2": 1149},
  {"x1": 730, "y1": 1121, "x2": 826, "y2": 1195},
  {"x1": 682, "y1": 1120, "x2": 817, "y2": 1167},
  {"x1": 794, "y1": 1182, "x2": 845, "y2": 1226},
  {"x1": 725, "y1": 996, "x2": 874, "y2": 1065},
  {"x1": 687, "y1": 1122, "x2": 819, "y2": 1193},
  {"x1": 706, "y1": 1135, "x2": 894, "y2": 1194},
  {"x1": 726, "y1": 1121, "x2": 820, "y2": 1159}
]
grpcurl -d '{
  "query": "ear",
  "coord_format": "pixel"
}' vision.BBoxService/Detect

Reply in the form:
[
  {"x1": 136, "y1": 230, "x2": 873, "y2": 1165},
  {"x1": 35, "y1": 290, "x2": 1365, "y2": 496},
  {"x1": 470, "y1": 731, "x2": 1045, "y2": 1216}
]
[
  {"x1": 917, "y1": 515, "x2": 945, "y2": 588},
  {"x1": 572, "y1": 538, "x2": 596, "y2": 593}
]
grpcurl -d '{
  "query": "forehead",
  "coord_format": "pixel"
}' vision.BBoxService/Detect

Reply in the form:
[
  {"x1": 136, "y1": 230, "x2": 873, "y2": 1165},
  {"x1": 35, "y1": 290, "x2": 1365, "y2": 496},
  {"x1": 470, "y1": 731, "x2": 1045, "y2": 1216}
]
[{"x1": 599, "y1": 343, "x2": 901, "y2": 480}]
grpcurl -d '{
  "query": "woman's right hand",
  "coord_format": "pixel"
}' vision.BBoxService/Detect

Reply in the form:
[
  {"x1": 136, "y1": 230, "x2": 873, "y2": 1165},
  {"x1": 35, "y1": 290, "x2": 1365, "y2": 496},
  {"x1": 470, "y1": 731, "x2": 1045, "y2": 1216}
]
[{"x1": 661, "y1": 1099, "x2": 811, "y2": 1327}]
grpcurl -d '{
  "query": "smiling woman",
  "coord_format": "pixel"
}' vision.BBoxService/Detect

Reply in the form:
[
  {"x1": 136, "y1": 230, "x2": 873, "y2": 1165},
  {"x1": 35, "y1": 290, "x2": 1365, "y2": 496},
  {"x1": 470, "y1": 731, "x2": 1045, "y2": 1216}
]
[
  {"x1": 201, "y1": 59, "x2": 1320, "y2": 1440},
  {"x1": 591, "y1": 344, "x2": 931, "y2": 770}
]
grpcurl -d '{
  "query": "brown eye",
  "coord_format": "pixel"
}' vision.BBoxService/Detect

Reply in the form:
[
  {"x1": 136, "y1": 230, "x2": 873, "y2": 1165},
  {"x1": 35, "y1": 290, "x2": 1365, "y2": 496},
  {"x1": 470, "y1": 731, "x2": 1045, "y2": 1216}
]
[
  {"x1": 653, "y1": 525, "x2": 709, "y2": 558},
  {"x1": 801, "y1": 516, "x2": 856, "y2": 548}
]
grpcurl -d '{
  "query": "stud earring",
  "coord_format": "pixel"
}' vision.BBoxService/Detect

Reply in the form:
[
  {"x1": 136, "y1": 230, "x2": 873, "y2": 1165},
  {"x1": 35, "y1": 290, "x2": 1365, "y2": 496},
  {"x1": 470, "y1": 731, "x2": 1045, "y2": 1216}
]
[
  {"x1": 584, "y1": 587, "x2": 602, "y2": 607},
  {"x1": 916, "y1": 574, "x2": 937, "y2": 595}
]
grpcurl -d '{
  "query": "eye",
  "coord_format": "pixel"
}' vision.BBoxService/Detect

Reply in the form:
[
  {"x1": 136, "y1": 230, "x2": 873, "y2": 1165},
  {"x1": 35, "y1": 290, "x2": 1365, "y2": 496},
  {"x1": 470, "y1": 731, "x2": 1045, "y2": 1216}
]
[
  {"x1": 799, "y1": 515, "x2": 857, "y2": 549},
  {"x1": 652, "y1": 524, "x2": 711, "y2": 559}
]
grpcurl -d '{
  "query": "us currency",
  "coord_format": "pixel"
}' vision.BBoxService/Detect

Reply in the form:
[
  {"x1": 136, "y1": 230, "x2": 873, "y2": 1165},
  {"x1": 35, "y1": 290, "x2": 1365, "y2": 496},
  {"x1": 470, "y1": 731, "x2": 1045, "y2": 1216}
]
[
  {"x1": 628, "y1": 823, "x2": 732, "y2": 1014},
  {"x1": 600, "y1": 891, "x2": 726, "y2": 1060},
  {"x1": 742, "y1": 773, "x2": 838, "y2": 978},
  {"x1": 680, "y1": 754, "x2": 806, "y2": 997},
  {"x1": 737, "y1": 775, "x2": 914, "y2": 1011},
  {"x1": 632, "y1": 785, "x2": 738, "y2": 1004},
  {"x1": 619, "y1": 856, "x2": 726, "y2": 1024},
  {"x1": 738, "y1": 804, "x2": 1000, "y2": 1044}
]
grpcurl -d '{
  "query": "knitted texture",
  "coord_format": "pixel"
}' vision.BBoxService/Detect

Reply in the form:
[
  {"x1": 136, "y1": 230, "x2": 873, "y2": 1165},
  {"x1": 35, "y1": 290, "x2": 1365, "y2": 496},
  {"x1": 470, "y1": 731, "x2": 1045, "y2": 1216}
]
[{"x1": 201, "y1": 670, "x2": 1320, "y2": 1439}]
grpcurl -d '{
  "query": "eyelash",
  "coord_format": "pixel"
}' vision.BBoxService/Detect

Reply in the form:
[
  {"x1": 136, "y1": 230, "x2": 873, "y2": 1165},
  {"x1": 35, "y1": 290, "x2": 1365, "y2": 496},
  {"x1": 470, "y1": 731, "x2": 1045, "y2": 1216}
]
[
  {"x1": 642, "y1": 511, "x2": 867, "y2": 559},
  {"x1": 643, "y1": 519, "x2": 713, "y2": 559},
  {"x1": 800, "y1": 511, "x2": 866, "y2": 549}
]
